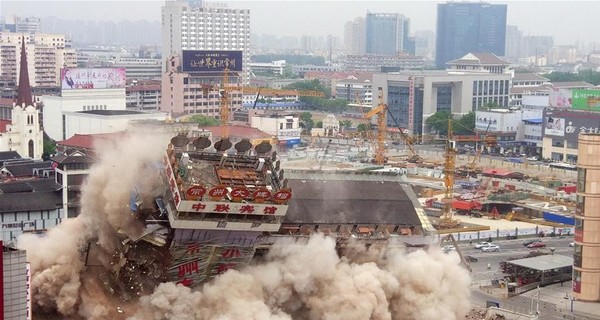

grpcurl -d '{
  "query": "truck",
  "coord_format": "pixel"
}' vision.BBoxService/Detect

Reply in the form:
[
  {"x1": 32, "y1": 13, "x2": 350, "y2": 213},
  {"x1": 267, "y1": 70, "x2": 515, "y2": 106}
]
[{"x1": 452, "y1": 200, "x2": 483, "y2": 216}]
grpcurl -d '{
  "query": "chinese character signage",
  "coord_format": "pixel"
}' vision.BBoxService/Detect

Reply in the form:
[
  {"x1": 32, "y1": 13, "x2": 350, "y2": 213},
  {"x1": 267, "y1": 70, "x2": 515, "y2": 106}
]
[
  {"x1": 177, "y1": 200, "x2": 288, "y2": 216},
  {"x1": 543, "y1": 109, "x2": 600, "y2": 144},
  {"x1": 60, "y1": 68, "x2": 126, "y2": 91},
  {"x1": 572, "y1": 89, "x2": 600, "y2": 112},
  {"x1": 182, "y1": 50, "x2": 243, "y2": 72}
]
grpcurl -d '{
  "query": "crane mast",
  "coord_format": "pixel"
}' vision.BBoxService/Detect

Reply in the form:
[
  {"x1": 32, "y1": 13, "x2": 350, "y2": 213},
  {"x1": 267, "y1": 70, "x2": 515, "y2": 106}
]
[
  {"x1": 219, "y1": 68, "x2": 230, "y2": 139},
  {"x1": 363, "y1": 87, "x2": 387, "y2": 165},
  {"x1": 441, "y1": 119, "x2": 459, "y2": 228}
]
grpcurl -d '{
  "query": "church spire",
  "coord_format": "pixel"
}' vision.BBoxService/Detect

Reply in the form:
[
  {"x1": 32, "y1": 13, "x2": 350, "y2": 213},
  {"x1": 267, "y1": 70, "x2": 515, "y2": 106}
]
[{"x1": 16, "y1": 36, "x2": 33, "y2": 107}]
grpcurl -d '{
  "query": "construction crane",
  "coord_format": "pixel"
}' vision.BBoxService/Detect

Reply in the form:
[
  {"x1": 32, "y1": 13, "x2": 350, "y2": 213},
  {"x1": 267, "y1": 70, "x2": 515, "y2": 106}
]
[
  {"x1": 440, "y1": 119, "x2": 460, "y2": 229},
  {"x1": 363, "y1": 87, "x2": 387, "y2": 165},
  {"x1": 386, "y1": 108, "x2": 422, "y2": 163},
  {"x1": 466, "y1": 120, "x2": 496, "y2": 173},
  {"x1": 219, "y1": 68, "x2": 231, "y2": 139}
]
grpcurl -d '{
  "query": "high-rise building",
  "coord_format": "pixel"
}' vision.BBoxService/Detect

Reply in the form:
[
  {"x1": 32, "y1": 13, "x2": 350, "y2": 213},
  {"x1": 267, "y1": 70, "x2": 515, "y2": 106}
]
[
  {"x1": 574, "y1": 133, "x2": 600, "y2": 302},
  {"x1": 344, "y1": 17, "x2": 365, "y2": 55},
  {"x1": 520, "y1": 35, "x2": 554, "y2": 60},
  {"x1": 365, "y1": 13, "x2": 410, "y2": 55},
  {"x1": 0, "y1": 33, "x2": 76, "y2": 88},
  {"x1": 14, "y1": 16, "x2": 41, "y2": 34},
  {"x1": 161, "y1": 0, "x2": 250, "y2": 77},
  {"x1": 435, "y1": 2, "x2": 507, "y2": 69},
  {"x1": 505, "y1": 25, "x2": 522, "y2": 62}
]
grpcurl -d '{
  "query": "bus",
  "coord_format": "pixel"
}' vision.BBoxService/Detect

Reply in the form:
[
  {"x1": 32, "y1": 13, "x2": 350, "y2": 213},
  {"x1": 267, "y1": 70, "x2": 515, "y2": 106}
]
[{"x1": 549, "y1": 162, "x2": 577, "y2": 171}]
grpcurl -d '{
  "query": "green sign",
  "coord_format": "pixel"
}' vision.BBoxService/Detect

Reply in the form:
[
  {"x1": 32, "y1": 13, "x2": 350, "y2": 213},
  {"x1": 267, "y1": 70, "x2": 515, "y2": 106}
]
[{"x1": 572, "y1": 89, "x2": 600, "y2": 111}]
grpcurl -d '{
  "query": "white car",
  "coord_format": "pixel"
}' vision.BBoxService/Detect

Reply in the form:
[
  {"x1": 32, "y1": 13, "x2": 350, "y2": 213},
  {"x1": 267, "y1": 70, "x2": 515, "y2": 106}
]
[
  {"x1": 570, "y1": 242, "x2": 575, "y2": 247},
  {"x1": 442, "y1": 245, "x2": 456, "y2": 253},
  {"x1": 474, "y1": 242, "x2": 491, "y2": 249},
  {"x1": 481, "y1": 244, "x2": 500, "y2": 252}
]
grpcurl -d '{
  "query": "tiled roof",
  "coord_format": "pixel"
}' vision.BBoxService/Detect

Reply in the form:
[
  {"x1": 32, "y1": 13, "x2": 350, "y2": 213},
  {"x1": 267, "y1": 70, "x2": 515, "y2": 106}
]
[
  {"x1": 0, "y1": 151, "x2": 21, "y2": 162},
  {"x1": 3, "y1": 161, "x2": 53, "y2": 177},
  {"x1": 551, "y1": 81, "x2": 594, "y2": 88},
  {"x1": 0, "y1": 191, "x2": 62, "y2": 213},
  {"x1": 448, "y1": 52, "x2": 510, "y2": 66},
  {"x1": 57, "y1": 132, "x2": 127, "y2": 150},
  {"x1": 512, "y1": 73, "x2": 549, "y2": 82},
  {"x1": 0, "y1": 97, "x2": 14, "y2": 107},
  {"x1": 0, "y1": 178, "x2": 61, "y2": 193},
  {"x1": 126, "y1": 84, "x2": 161, "y2": 92},
  {"x1": 0, "y1": 119, "x2": 10, "y2": 133}
]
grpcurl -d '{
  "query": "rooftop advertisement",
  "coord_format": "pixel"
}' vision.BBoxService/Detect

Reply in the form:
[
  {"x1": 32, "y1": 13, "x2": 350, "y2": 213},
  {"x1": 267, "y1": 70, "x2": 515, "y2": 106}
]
[
  {"x1": 549, "y1": 88, "x2": 572, "y2": 108},
  {"x1": 543, "y1": 109, "x2": 600, "y2": 143},
  {"x1": 182, "y1": 50, "x2": 243, "y2": 73},
  {"x1": 572, "y1": 89, "x2": 600, "y2": 112},
  {"x1": 61, "y1": 68, "x2": 126, "y2": 91}
]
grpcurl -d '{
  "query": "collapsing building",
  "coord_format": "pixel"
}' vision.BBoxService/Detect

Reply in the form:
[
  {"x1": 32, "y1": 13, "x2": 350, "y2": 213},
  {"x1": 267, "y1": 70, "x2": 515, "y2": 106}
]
[{"x1": 100, "y1": 135, "x2": 433, "y2": 295}]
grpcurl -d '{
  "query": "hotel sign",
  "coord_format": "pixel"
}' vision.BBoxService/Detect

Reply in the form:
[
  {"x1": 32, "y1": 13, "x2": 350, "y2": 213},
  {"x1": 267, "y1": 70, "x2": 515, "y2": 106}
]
[{"x1": 177, "y1": 201, "x2": 288, "y2": 216}]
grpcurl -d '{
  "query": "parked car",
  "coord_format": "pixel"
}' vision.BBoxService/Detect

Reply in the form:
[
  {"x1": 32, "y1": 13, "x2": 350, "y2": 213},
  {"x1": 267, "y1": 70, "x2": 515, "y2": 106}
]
[
  {"x1": 523, "y1": 239, "x2": 541, "y2": 246},
  {"x1": 481, "y1": 244, "x2": 500, "y2": 252},
  {"x1": 474, "y1": 242, "x2": 491, "y2": 249},
  {"x1": 527, "y1": 242, "x2": 546, "y2": 248},
  {"x1": 570, "y1": 242, "x2": 575, "y2": 247}
]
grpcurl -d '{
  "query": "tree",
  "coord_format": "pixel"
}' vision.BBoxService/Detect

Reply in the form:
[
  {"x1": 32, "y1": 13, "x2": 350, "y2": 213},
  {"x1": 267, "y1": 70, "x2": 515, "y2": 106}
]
[
  {"x1": 315, "y1": 121, "x2": 323, "y2": 128},
  {"x1": 183, "y1": 115, "x2": 220, "y2": 127},
  {"x1": 42, "y1": 136, "x2": 56, "y2": 160},
  {"x1": 455, "y1": 111, "x2": 475, "y2": 135},
  {"x1": 357, "y1": 123, "x2": 369, "y2": 132},
  {"x1": 339, "y1": 120, "x2": 352, "y2": 129},
  {"x1": 299, "y1": 112, "x2": 314, "y2": 132},
  {"x1": 425, "y1": 110, "x2": 452, "y2": 136}
]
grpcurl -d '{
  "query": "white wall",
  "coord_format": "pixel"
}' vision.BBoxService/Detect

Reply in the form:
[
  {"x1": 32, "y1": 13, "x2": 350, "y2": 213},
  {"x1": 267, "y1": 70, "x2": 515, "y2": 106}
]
[
  {"x1": 42, "y1": 89, "x2": 126, "y2": 141},
  {"x1": 64, "y1": 112, "x2": 166, "y2": 139}
]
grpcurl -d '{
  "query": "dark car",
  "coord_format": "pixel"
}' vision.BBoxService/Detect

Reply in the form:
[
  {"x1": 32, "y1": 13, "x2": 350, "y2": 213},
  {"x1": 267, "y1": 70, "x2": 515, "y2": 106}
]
[
  {"x1": 465, "y1": 255, "x2": 478, "y2": 262},
  {"x1": 523, "y1": 239, "x2": 541, "y2": 246},
  {"x1": 527, "y1": 241, "x2": 546, "y2": 248}
]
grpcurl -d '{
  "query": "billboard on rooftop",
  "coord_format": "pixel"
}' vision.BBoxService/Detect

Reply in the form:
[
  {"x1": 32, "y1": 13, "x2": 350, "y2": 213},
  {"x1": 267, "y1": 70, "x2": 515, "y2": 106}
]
[
  {"x1": 572, "y1": 89, "x2": 600, "y2": 112},
  {"x1": 182, "y1": 50, "x2": 243, "y2": 73},
  {"x1": 60, "y1": 68, "x2": 126, "y2": 91}
]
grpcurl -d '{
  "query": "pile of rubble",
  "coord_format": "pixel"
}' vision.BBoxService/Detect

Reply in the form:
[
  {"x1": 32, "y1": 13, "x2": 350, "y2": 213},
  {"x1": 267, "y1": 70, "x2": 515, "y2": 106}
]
[{"x1": 465, "y1": 308, "x2": 507, "y2": 320}]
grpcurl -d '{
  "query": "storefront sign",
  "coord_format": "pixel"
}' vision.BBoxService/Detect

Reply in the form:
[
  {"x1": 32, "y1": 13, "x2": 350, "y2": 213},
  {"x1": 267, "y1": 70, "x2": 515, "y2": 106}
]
[{"x1": 177, "y1": 200, "x2": 288, "y2": 216}]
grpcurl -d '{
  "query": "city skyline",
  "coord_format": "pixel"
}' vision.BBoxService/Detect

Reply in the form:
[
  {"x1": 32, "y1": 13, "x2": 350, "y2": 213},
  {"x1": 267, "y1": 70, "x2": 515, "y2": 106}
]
[{"x1": 1, "y1": 0, "x2": 600, "y2": 46}]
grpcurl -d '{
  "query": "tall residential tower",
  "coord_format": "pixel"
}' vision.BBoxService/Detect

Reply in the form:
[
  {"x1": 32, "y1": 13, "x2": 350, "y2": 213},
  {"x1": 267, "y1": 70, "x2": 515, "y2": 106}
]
[
  {"x1": 435, "y1": 2, "x2": 507, "y2": 68},
  {"x1": 365, "y1": 13, "x2": 410, "y2": 55}
]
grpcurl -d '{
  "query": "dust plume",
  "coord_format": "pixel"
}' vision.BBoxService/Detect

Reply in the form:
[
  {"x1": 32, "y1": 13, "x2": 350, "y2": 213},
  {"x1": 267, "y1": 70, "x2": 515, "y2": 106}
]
[
  {"x1": 131, "y1": 235, "x2": 471, "y2": 320},
  {"x1": 18, "y1": 133, "x2": 168, "y2": 319}
]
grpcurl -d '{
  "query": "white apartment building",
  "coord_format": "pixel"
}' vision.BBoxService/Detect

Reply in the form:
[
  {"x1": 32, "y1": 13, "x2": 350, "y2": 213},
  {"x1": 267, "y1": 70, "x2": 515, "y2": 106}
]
[
  {"x1": 111, "y1": 57, "x2": 162, "y2": 80},
  {"x1": 63, "y1": 110, "x2": 167, "y2": 139},
  {"x1": 0, "y1": 33, "x2": 76, "y2": 87},
  {"x1": 14, "y1": 16, "x2": 41, "y2": 34},
  {"x1": 161, "y1": 0, "x2": 251, "y2": 82},
  {"x1": 126, "y1": 80, "x2": 162, "y2": 111}
]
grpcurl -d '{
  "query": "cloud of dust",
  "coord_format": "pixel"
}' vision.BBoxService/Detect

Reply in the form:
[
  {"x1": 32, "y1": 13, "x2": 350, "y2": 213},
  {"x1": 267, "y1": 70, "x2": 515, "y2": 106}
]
[
  {"x1": 131, "y1": 234, "x2": 471, "y2": 320},
  {"x1": 18, "y1": 132, "x2": 169, "y2": 318}
]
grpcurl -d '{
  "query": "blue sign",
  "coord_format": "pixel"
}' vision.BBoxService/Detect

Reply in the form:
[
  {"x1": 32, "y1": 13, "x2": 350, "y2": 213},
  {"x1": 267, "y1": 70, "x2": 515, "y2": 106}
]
[
  {"x1": 284, "y1": 138, "x2": 301, "y2": 146},
  {"x1": 182, "y1": 50, "x2": 243, "y2": 72}
]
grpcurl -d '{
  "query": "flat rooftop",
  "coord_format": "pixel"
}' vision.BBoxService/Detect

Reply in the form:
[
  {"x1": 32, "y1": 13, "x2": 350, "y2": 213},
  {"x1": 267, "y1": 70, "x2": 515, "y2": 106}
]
[{"x1": 507, "y1": 254, "x2": 573, "y2": 271}]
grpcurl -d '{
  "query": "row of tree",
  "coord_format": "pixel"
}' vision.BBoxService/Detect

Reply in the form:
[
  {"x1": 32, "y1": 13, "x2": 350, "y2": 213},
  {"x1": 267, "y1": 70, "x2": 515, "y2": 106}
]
[{"x1": 425, "y1": 110, "x2": 476, "y2": 136}]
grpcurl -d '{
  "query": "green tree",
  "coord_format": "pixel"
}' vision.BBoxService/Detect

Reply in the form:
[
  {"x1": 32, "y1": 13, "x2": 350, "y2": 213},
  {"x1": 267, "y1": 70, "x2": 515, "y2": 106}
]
[
  {"x1": 183, "y1": 115, "x2": 220, "y2": 127},
  {"x1": 339, "y1": 120, "x2": 352, "y2": 129},
  {"x1": 425, "y1": 110, "x2": 452, "y2": 136},
  {"x1": 315, "y1": 121, "x2": 323, "y2": 128},
  {"x1": 357, "y1": 123, "x2": 369, "y2": 132},
  {"x1": 299, "y1": 112, "x2": 314, "y2": 132},
  {"x1": 42, "y1": 136, "x2": 56, "y2": 160},
  {"x1": 455, "y1": 111, "x2": 475, "y2": 135}
]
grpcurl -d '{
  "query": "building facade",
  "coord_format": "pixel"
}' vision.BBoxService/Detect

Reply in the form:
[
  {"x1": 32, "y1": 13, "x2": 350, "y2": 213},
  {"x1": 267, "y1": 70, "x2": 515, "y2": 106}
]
[
  {"x1": 161, "y1": 0, "x2": 251, "y2": 82},
  {"x1": 365, "y1": 13, "x2": 410, "y2": 55},
  {"x1": 542, "y1": 109, "x2": 600, "y2": 163},
  {"x1": 574, "y1": 133, "x2": 600, "y2": 302},
  {"x1": 343, "y1": 54, "x2": 424, "y2": 72},
  {"x1": 126, "y1": 80, "x2": 162, "y2": 111},
  {"x1": 62, "y1": 110, "x2": 167, "y2": 140},
  {"x1": 1, "y1": 244, "x2": 30, "y2": 320},
  {"x1": 435, "y1": 2, "x2": 507, "y2": 69},
  {"x1": 373, "y1": 70, "x2": 511, "y2": 135},
  {"x1": 0, "y1": 32, "x2": 76, "y2": 87},
  {"x1": 250, "y1": 113, "x2": 301, "y2": 147},
  {"x1": 344, "y1": 17, "x2": 365, "y2": 55},
  {"x1": 0, "y1": 104, "x2": 44, "y2": 159},
  {"x1": 111, "y1": 57, "x2": 162, "y2": 80}
]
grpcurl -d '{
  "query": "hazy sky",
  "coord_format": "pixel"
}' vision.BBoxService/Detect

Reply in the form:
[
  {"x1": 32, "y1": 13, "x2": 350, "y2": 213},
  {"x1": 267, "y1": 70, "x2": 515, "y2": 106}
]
[{"x1": 2, "y1": 0, "x2": 600, "y2": 45}]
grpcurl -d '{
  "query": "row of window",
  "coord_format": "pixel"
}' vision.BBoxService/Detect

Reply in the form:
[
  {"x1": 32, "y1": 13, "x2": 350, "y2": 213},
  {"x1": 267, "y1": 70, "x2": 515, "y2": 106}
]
[
  {"x1": 524, "y1": 135, "x2": 542, "y2": 141},
  {"x1": 473, "y1": 79, "x2": 509, "y2": 96},
  {"x1": 83, "y1": 105, "x2": 107, "y2": 111},
  {"x1": 551, "y1": 138, "x2": 578, "y2": 149}
]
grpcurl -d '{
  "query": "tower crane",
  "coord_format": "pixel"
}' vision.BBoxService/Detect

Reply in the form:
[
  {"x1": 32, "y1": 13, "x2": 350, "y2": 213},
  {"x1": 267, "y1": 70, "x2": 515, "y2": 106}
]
[
  {"x1": 386, "y1": 108, "x2": 422, "y2": 163},
  {"x1": 363, "y1": 87, "x2": 387, "y2": 165},
  {"x1": 440, "y1": 119, "x2": 460, "y2": 229}
]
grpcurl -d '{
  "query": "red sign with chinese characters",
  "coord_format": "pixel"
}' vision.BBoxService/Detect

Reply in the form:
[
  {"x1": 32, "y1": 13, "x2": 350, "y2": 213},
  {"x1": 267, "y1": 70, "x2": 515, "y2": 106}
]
[
  {"x1": 186, "y1": 185, "x2": 207, "y2": 199},
  {"x1": 230, "y1": 187, "x2": 250, "y2": 200},
  {"x1": 208, "y1": 186, "x2": 228, "y2": 199},
  {"x1": 252, "y1": 188, "x2": 271, "y2": 201},
  {"x1": 575, "y1": 229, "x2": 583, "y2": 242},
  {"x1": 272, "y1": 189, "x2": 292, "y2": 203},
  {"x1": 573, "y1": 280, "x2": 581, "y2": 293}
]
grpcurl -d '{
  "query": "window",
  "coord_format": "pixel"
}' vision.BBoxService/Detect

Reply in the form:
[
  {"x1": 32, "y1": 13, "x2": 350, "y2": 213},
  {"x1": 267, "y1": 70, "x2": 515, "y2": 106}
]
[
  {"x1": 577, "y1": 168, "x2": 586, "y2": 193},
  {"x1": 574, "y1": 244, "x2": 582, "y2": 267},
  {"x1": 575, "y1": 217, "x2": 584, "y2": 230},
  {"x1": 552, "y1": 138, "x2": 565, "y2": 148}
]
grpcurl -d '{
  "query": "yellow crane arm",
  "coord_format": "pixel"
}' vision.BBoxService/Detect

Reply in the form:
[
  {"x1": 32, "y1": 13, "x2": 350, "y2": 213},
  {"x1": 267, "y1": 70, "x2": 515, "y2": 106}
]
[
  {"x1": 241, "y1": 87, "x2": 325, "y2": 97},
  {"x1": 364, "y1": 104, "x2": 386, "y2": 119}
]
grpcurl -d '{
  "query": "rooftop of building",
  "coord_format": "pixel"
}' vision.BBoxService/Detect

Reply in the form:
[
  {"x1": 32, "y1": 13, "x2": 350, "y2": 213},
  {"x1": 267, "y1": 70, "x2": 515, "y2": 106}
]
[
  {"x1": 56, "y1": 132, "x2": 126, "y2": 152},
  {"x1": 0, "y1": 151, "x2": 21, "y2": 162},
  {"x1": 0, "y1": 191, "x2": 62, "y2": 213},
  {"x1": 78, "y1": 110, "x2": 146, "y2": 116},
  {"x1": 509, "y1": 85, "x2": 547, "y2": 94},
  {"x1": 447, "y1": 52, "x2": 510, "y2": 66},
  {"x1": 126, "y1": 83, "x2": 161, "y2": 92},
  {"x1": 0, "y1": 178, "x2": 61, "y2": 193},
  {"x1": 0, "y1": 97, "x2": 14, "y2": 106},
  {"x1": 1, "y1": 160, "x2": 53, "y2": 177},
  {"x1": 550, "y1": 81, "x2": 594, "y2": 88},
  {"x1": 51, "y1": 150, "x2": 95, "y2": 164},
  {"x1": 512, "y1": 73, "x2": 549, "y2": 82},
  {"x1": 283, "y1": 179, "x2": 421, "y2": 226}
]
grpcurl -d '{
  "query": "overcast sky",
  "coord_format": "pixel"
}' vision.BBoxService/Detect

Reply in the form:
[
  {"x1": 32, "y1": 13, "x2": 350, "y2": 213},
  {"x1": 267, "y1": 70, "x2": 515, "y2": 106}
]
[{"x1": 2, "y1": 0, "x2": 600, "y2": 45}]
